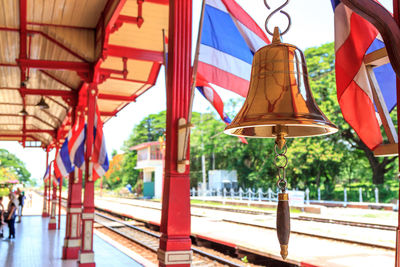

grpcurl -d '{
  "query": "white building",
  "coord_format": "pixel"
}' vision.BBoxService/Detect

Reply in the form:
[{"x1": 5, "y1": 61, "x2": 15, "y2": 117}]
[
  {"x1": 208, "y1": 170, "x2": 238, "y2": 191},
  {"x1": 131, "y1": 141, "x2": 164, "y2": 199}
]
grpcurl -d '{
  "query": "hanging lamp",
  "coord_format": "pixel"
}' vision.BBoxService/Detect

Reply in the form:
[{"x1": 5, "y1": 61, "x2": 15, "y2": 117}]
[
  {"x1": 36, "y1": 97, "x2": 49, "y2": 110},
  {"x1": 19, "y1": 108, "x2": 28, "y2": 116}
]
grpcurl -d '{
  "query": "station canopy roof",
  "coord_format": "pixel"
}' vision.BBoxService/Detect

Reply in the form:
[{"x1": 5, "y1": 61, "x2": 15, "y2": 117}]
[{"x1": 0, "y1": 0, "x2": 168, "y2": 148}]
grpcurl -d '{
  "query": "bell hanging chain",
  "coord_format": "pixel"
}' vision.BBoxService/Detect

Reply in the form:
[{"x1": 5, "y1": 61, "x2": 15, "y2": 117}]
[
  {"x1": 274, "y1": 134, "x2": 290, "y2": 260},
  {"x1": 274, "y1": 142, "x2": 288, "y2": 192},
  {"x1": 264, "y1": 0, "x2": 291, "y2": 36}
]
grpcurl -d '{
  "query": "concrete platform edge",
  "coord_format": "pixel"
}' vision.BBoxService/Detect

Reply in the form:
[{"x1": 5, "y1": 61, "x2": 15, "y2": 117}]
[{"x1": 94, "y1": 229, "x2": 156, "y2": 267}]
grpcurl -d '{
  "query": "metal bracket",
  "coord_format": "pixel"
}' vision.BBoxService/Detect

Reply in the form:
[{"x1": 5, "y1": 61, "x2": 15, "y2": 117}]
[{"x1": 177, "y1": 118, "x2": 193, "y2": 173}]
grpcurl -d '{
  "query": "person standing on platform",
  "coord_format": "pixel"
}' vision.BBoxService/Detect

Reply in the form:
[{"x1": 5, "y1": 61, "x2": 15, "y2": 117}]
[
  {"x1": 17, "y1": 191, "x2": 25, "y2": 223},
  {"x1": 0, "y1": 196, "x2": 5, "y2": 238},
  {"x1": 5, "y1": 193, "x2": 17, "y2": 240}
]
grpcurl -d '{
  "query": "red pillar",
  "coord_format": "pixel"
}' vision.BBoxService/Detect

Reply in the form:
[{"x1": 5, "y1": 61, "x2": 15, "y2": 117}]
[
  {"x1": 78, "y1": 84, "x2": 96, "y2": 267},
  {"x1": 63, "y1": 108, "x2": 84, "y2": 259},
  {"x1": 157, "y1": 1, "x2": 193, "y2": 266},
  {"x1": 48, "y1": 161, "x2": 57, "y2": 229},
  {"x1": 42, "y1": 149, "x2": 49, "y2": 217},
  {"x1": 47, "y1": 170, "x2": 51, "y2": 215}
]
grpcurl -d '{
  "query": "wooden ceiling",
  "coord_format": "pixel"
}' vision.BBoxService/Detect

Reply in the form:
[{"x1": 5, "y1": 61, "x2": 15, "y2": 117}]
[{"x1": 0, "y1": 0, "x2": 169, "y2": 147}]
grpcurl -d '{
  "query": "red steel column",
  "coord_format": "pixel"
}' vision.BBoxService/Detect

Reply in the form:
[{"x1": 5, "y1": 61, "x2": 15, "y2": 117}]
[
  {"x1": 48, "y1": 160, "x2": 57, "y2": 229},
  {"x1": 42, "y1": 149, "x2": 49, "y2": 217},
  {"x1": 78, "y1": 84, "x2": 96, "y2": 267},
  {"x1": 47, "y1": 169, "x2": 51, "y2": 215},
  {"x1": 157, "y1": 1, "x2": 192, "y2": 266},
  {"x1": 63, "y1": 168, "x2": 83, "y2": 259},
  {"x1": 63, "y1": 109, "x2": 83, "y2": 259},
  {"x1": 394, "y1": 1, "x2": 400, "y2": 266}
]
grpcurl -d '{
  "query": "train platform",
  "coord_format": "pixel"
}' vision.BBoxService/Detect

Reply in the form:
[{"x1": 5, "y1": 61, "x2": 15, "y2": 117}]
[
  {"x1": 94, "y1": 196, "x2": 395, "y2": 267},
  {"x1": 0, "y1": 193, "x2": 151, "y2": 267}
]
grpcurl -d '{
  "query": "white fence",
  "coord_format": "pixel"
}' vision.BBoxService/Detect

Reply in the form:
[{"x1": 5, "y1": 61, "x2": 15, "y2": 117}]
[{"x1": 190, "y1": 187, "x2": 396, "y2": 208}]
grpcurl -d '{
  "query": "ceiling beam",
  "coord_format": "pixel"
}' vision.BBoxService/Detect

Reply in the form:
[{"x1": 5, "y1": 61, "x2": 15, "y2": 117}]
[
  {"x1": 100, "y1": 111, "x2": 117, "y2": 117},
  {"x1": 98, "y1": 93, "x2": 136, "y2": 102},
  {"x1": 17, "y1": 59, "x2": 92, "y2": 72},
  {"x1": 19, "y1": 88, "x2": 75, "y2": 97},
  {"x1": 107, "y1": 45, "x2": 163, "y2": 62}
]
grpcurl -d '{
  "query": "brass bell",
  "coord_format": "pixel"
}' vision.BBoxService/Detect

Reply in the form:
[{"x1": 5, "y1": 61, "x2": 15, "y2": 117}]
[{"x1": 224, "y1": 27, "x2": 338, "y2": 139}]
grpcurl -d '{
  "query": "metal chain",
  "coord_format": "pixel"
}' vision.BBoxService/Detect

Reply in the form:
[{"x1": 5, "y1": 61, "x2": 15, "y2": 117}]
[{"x1": 274, "y1": 142, "x2": 288, "y2": 192}]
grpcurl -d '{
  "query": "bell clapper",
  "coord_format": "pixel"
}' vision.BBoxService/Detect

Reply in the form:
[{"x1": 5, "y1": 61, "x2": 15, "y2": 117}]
[{"x1": 273, "y1": 126, "x2": 290, "y2": 260}]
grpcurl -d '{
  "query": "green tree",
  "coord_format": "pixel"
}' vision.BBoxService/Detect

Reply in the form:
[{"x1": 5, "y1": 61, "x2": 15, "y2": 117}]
[
  {"x1": 304, "y1": 42, "x2": 397, "y2": 185},
  {"x1": 0, "y1": 149, "x2": 31, "y2": 183},
  {"x1": 120, "y1": 111, "x2": 167, "y2": 190}
]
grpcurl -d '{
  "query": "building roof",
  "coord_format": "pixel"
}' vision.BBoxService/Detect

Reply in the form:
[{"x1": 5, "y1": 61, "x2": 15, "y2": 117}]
[
  {"x1": 0, "y1": 0, "x2": 168, "y2": 148},
  {"x1": 130, "y1": 141, "x2": 160, "y2": 151}
]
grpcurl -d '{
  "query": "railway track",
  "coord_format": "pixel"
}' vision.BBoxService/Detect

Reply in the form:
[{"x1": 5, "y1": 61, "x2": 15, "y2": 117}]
[
  {"x1": 94, "y1": 212, "x2": 252, "y2": 267},
  {"x1": 54, "y1": 193, "x2": 395, "y2": 266},
  {"x1": 100, "y1": 196, "x2": 397, "y2": 232}
]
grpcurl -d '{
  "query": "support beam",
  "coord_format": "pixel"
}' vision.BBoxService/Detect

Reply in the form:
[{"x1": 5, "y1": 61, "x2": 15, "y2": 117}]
[
  {"x1": 27, "y1": 22, "x2": 93, "y2": 30},
  {"x1": 20, "y1": 88, "x2": 75, "y2": 97},
  {"x1": 107, "y1": 45, "x2": 163, "y2": 62},
  {"x1": 100, "y1": 111, "x2": 117, "y2": 117},
  {"x1": 17, "y1": 59, "x2": 91, "y2": 72},
  {"x1": 98, "y1": 93, "x2": 136, "y2": 102},
  {"x1": 158, "y1": 1, "x2": 193, "y2": 266},
  {"x1": 148, "y1": 63, "x2": 162, "y2": 85},
  {"x1": 116, "y1": 15, "x2": 143, "y2": 27},
  {"x1": 30, "y1": 30, "x2": 89, "y2": 62}
]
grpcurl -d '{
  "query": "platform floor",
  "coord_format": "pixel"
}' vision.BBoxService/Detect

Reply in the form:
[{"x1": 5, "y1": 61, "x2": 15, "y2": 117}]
[
  {"x1": 0, "y1": 216, "x2": 143, "y2": 267},
  {"x1": 95, "y1": 196, "x2": 395, "y2": 267}
]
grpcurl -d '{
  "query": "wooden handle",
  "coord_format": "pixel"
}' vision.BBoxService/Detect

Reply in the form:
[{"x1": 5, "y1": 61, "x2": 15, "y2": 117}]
[{"x1": 277, "y1": 192, "x2": 290, "y2": 259}]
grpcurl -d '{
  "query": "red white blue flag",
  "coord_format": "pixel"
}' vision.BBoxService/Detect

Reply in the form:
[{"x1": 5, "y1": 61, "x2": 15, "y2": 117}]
[
  {"x1": 196, "y1": 73, "x2": 247, "y2": 144},
  {"x1": 196, "y1": 73, "x2": 231, "y2": 124},
  {"x1": 68, "y1": 113, "x2": 86, "y2": 169},
  {"x1": 331, "y1": 0, "x2": 396, "y2": 150},
  {"x1": 43, "y1": 164, "x2": 51, "y2": 183},
  {"x1": 198, "y1": 0, "x2": 269, "y2": 97},
  {"x1": 92, "y1": 104, "x2": 109, "y2": 181},
  {"x1": 54, "y1": 140, "x2": 73, "y2": 178}
]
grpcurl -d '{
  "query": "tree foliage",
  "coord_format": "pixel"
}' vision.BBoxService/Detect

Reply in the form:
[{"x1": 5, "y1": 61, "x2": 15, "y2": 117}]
[
  {"x1": 0, "y1": 149, "x2": 31, "y2": 183},
  {"x1": 107, "y1": 42, "x2": 398, "y2": 202}
]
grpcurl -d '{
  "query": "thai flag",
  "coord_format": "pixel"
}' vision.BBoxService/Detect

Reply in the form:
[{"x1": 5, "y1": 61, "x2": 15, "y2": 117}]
[
  {"x1": 54, "y1": 139, "x2": 74, "y2": 178},
  {"x1": 196, "y1": 73, "x2": 247, "y2": 144},
  {"x1": 92, "y1": 104, "x2": 109, "y2": 181},
  {"x1": 332, "y1": 0, "x2": 396, "y2": 150},
  {"x1": 68, "y1": 112, "x2": 86, "y2": 168},
  {"x1": 198, "y1": 0, "x2": 269, "y2": 97},
  {"x1": 196, "y1": 73, "x2": 231, "y2": 124},
  {"x1": 43, "y1": 165, "x2": 51, "y2": 183}
]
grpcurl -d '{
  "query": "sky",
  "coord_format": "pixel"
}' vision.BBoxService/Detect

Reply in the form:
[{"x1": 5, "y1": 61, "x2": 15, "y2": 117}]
[{"x1": 0, "y1": 0, "x2": 394, "y2": 183}]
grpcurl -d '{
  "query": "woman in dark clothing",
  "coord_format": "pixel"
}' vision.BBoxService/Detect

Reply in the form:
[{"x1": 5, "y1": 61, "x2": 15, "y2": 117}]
[
  {"x1": 5, "y1": 193, "x2": 17, "y2": 239},
  {"x1": 17, "y1": 191, "x2": 25, "y2": 223}
]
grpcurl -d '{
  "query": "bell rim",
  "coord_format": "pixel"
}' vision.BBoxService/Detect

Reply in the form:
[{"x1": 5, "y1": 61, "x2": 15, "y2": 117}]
[{"x1": 224, "y1": 122, "x2": 338, "y2": 139}]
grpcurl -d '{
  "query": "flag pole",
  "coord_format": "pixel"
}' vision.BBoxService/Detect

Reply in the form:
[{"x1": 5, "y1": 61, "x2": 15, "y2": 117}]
[
  {"x1": 182, "y1": 0, "x2": 206, "y2": 161},
  {"x1": 162, "y1": 28, "x2": 168, "y2": 89},
  {"x1": 58, "y1": 176, "x2": 62, "y2": 229}
]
